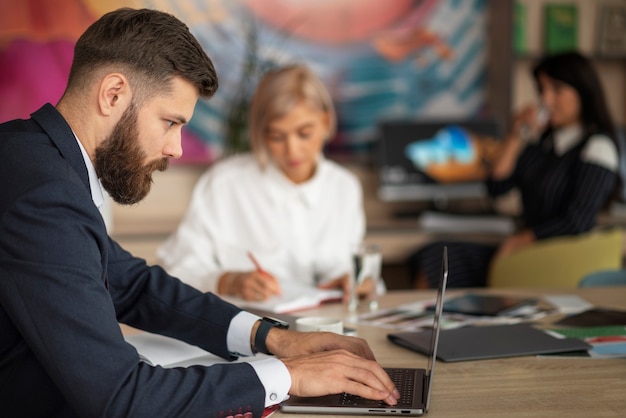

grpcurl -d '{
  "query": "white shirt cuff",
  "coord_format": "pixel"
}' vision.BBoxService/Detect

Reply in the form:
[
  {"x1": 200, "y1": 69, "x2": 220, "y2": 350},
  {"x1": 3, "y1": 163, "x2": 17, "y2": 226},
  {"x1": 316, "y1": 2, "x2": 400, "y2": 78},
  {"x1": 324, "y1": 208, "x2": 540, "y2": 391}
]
[
  {"x1": 227, "y1": 311, "x2": 292, "y2": 406},
  {"x1": 227, "y1": 310, "x2": 260, "y2": 357},
  {"x1": 249, "y1": 357, "x2": 291, "y2": 406}
]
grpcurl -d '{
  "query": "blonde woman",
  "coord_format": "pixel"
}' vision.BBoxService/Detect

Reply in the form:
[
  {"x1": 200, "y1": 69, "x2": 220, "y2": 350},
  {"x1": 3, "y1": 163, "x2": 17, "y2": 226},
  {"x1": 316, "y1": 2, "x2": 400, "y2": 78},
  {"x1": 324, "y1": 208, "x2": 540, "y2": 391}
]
[{"x1": 158, "y1": 65, "x2": 375, "y2": 301}]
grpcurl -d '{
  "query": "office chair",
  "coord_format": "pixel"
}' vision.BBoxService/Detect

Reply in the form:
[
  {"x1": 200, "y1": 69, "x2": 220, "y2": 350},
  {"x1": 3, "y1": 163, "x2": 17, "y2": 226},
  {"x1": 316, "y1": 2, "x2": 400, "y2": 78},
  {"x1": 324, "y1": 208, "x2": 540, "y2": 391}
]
[{"x1": 489, "y1": 228, "x2": 623, "y2": 288}]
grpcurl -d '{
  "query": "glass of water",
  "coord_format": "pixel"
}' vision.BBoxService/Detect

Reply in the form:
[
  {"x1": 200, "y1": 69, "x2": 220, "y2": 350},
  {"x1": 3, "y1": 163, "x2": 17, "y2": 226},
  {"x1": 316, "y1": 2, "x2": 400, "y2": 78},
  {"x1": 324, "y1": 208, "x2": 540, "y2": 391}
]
[{"x1": 349, "y1": 243, "x2": 382, "y2": 312}]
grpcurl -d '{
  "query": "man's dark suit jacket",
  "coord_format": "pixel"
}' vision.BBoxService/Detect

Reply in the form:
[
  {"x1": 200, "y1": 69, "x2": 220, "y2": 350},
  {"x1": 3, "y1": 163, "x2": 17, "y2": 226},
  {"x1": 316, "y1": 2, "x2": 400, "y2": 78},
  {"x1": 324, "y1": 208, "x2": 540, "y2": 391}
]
[{"x1": 0, "y1": 104, "x2": 266, "y2": 417}]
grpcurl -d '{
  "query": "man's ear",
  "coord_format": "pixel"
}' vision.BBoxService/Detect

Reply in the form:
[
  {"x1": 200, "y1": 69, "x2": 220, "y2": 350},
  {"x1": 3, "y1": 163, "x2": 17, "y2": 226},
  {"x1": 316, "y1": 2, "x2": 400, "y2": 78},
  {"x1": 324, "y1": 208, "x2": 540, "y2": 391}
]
[{"x1": 97, "y1": 73, "x2": 132, "y2": 117}]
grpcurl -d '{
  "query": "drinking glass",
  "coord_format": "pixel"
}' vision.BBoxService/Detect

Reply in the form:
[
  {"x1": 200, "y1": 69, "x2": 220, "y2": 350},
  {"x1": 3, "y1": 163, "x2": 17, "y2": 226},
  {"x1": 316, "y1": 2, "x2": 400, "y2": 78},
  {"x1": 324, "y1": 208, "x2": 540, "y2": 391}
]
[
  {"x1": 348, "y1": 243, "x2": 382, "y2": 312},
  {"x1": 519, "y1": 103, "x2": 550, "y2": 143}
]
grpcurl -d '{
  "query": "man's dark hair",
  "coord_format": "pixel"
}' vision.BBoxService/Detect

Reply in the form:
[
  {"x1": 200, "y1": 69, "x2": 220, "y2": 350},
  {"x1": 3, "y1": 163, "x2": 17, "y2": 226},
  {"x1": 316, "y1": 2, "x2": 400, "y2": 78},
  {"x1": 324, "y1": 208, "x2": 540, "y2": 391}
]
[{"x1": 66, "y1": 8, "x2": 218, "y2": 101}]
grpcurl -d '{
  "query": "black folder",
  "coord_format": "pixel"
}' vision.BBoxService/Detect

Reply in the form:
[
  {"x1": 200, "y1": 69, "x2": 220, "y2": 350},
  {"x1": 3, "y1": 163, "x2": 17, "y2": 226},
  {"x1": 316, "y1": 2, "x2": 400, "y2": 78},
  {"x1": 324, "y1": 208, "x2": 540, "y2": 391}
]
[{"x1": 388, "y1": 323, "x2": 591, "y2": 362}]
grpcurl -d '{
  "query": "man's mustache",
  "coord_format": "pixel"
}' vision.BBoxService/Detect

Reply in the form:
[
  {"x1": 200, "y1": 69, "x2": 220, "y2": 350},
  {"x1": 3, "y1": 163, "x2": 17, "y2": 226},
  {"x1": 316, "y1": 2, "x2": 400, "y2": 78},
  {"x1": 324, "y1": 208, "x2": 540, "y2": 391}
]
[{"x1": 146, "y1": 157, "x2": 169, "y2": 173}]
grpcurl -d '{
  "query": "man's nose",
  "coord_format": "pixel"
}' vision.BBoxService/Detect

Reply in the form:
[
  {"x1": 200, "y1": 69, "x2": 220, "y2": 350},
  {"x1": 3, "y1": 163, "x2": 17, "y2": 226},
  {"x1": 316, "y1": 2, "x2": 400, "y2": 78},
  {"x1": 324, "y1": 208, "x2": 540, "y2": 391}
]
[{"x1": 164, "y1": 133, "x2": 183, "y2": 159}]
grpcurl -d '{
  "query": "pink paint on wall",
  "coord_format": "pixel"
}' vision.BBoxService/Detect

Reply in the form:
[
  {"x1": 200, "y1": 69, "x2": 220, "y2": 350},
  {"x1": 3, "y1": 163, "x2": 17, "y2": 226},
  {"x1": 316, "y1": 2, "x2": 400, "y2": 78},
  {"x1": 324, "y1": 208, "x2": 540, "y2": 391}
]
[{"x1": 0, "y1": 39, "x2": 75, "y2": 122}]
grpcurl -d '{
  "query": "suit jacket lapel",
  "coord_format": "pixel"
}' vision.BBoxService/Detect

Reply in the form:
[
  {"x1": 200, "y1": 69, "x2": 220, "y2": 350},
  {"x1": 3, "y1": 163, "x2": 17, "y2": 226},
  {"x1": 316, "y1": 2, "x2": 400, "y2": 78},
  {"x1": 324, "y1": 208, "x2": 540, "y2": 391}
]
[{"x1": 30, "y1": 103, "x2": 91, "y2": 193}]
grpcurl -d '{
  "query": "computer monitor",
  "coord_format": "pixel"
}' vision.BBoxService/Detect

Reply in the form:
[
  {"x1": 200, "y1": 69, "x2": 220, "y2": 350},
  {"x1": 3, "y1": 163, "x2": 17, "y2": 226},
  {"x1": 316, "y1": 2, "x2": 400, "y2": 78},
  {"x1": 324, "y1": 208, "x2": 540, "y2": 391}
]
[{"x1": 377, "y1": 119, "x2": 503, "y2": 202}]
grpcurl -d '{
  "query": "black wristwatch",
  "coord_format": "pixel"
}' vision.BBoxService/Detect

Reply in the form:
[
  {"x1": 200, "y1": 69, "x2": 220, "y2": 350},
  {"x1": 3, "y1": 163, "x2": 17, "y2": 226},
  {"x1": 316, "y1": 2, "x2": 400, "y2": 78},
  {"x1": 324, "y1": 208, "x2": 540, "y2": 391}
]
[{"x1": 254, "y1": 316, "x2": 289, "y2": 355}]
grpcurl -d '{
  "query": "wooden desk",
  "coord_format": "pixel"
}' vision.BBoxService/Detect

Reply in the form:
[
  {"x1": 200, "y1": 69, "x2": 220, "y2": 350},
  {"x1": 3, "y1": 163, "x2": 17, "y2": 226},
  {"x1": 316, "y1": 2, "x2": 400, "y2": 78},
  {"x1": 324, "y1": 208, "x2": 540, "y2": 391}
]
[
  {"x1": 271, "y1": 287, "x2": 626, "y2": 417},
  {"x1": 120, "y1": 287, "x2": 625, "y2": 416}
]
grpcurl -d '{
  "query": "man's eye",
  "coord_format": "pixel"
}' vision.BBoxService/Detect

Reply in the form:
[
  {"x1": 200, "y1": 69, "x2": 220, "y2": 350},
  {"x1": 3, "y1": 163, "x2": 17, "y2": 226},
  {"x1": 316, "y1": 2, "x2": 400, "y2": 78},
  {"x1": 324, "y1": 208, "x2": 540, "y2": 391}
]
[{"x1": 166, "y1": 120, "x2": 176, "y2": 128}]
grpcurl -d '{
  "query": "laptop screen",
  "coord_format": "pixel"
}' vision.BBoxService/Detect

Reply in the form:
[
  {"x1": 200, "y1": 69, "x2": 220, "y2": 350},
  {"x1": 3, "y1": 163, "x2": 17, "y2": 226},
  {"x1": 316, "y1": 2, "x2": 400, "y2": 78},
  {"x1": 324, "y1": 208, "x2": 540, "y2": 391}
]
[{"x1": 424, "y1": 246, "x2": 448, "y2": 411}]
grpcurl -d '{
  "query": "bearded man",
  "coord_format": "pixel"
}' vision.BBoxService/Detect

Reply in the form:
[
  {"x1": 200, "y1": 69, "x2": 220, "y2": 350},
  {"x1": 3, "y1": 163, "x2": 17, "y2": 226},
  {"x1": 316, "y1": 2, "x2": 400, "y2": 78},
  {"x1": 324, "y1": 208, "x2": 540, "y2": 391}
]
[{"x1": 0, "y1": 8, "x2": 398, "y2": 417}]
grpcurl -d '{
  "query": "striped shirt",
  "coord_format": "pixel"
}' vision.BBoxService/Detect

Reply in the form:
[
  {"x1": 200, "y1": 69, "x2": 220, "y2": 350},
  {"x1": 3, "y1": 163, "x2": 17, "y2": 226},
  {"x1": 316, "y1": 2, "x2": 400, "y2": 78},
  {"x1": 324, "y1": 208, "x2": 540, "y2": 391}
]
[{"x1": 487, "y1": 124, "x2": 619, "y2": 240}]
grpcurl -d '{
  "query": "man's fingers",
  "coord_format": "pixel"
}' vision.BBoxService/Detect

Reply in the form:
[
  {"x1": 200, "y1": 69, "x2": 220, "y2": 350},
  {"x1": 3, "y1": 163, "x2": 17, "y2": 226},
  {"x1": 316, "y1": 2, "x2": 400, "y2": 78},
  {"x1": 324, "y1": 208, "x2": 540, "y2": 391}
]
[
  {"x1": 338, "y1": 361, "x2": 396, "y2": 401},
  {"x1": 283, "y1": 349, "x2": 398, "y2": 405},
  {"x1": 283, "y1": 331, "x2": 377, "y2": 361},
  {"x1": 341, "y1": 353, "x2": 398, "y2": 400}
]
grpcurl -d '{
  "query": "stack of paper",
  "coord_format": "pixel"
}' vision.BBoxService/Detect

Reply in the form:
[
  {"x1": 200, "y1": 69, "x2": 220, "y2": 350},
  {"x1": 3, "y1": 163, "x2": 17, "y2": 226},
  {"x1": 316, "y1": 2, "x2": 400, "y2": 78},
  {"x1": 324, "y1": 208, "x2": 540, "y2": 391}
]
[
  {"x1": 125, "y1": 332, "x2": 271, "y2": 368},
  {"x1": 125, "y1": 333, "x2": 224, "y2": 367}
]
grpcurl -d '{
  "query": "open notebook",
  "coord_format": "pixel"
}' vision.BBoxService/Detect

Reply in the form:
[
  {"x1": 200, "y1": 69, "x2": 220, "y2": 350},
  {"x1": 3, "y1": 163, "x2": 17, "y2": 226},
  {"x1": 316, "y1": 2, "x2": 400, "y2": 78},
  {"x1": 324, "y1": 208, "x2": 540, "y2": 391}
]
[
  {"x1": 281, "y1": 246, "x2": 449, "y2": 416},
  {"x1": 126, "y1": 332, "x2": 232, "y2": 368}
]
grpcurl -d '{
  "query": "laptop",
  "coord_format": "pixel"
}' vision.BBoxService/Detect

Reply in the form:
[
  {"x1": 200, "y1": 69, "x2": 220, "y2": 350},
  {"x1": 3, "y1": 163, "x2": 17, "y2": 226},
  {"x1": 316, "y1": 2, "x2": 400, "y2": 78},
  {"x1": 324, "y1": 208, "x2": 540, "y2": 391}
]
[{"x1": 281, "y1": 247, "x2": 449, "y2": 416}]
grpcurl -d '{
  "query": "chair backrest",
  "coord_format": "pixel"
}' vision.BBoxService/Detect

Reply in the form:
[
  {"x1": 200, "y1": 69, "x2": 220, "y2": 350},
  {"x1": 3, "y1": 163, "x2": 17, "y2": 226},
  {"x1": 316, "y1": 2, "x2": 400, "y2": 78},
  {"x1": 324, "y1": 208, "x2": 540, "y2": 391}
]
[
  {"x1": 578, "y1": 269, "x2": 626, "y2": 287},
  {"x1": 489, "y1": 228, "x2": 624, "y2": 288}
]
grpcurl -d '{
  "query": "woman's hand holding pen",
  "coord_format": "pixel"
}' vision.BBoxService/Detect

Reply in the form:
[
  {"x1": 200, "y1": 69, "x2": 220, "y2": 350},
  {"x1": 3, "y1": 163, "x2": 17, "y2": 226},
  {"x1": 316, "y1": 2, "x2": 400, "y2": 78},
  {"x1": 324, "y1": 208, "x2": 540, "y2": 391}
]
[
  {"x1": 318, "y1": 274, "x2": 376, "y2": 303},
  {"x1": 219, "y1": 271, "x2": 282, "y2": 301},
  {"x1": 218, "y1": 252, "x2": 282, "y2": 300}
]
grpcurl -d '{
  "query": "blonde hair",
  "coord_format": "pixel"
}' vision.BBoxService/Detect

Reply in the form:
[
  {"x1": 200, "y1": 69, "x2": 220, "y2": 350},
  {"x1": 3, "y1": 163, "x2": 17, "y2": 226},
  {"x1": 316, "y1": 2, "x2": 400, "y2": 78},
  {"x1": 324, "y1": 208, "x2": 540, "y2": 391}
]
[{"x1": 248, "y1": 64, "x2": 337, "y2": 167}]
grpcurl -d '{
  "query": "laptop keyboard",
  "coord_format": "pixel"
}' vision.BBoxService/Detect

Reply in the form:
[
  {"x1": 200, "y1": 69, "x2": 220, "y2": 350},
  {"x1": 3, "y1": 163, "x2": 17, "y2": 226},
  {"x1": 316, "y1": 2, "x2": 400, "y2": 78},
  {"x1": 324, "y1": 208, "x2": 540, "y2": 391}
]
[{"x1": 339, "y1": 368, "x2": 417, "y2": 407}]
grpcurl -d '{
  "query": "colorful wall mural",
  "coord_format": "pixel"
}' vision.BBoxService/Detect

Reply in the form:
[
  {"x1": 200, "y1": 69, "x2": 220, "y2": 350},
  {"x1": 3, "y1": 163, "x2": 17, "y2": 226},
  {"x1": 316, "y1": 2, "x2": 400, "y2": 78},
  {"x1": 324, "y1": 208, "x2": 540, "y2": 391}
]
[{"x1": 0, "y1": 0, "x2": 488, "y2": 164}]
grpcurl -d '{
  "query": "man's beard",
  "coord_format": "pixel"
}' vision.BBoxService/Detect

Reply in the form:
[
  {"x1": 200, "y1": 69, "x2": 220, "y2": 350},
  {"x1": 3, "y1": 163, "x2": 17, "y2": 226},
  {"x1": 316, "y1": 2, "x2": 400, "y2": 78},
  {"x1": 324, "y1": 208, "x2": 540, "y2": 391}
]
[{"x1": 94, "y1": 103, "x2": 169, "y2": 205}]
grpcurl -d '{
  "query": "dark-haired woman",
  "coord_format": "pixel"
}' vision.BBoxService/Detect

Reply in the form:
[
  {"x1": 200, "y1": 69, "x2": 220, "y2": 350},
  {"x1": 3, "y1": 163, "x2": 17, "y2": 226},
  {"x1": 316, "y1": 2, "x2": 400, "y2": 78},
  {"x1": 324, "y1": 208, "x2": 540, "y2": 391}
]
[{"x1": 411, "y1": 51, "x2": 621, "y2": 288}]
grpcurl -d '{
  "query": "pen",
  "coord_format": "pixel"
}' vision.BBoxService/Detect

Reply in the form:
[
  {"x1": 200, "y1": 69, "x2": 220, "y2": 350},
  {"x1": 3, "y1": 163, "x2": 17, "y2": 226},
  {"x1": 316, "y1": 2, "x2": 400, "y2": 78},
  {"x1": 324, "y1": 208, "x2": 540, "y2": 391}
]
[
  {"x1": 248, "y1": 251, "x2": 282, "y2": 296},
  {"x1": 247, "y1": 251, "x2": 268, "y2": 276}
]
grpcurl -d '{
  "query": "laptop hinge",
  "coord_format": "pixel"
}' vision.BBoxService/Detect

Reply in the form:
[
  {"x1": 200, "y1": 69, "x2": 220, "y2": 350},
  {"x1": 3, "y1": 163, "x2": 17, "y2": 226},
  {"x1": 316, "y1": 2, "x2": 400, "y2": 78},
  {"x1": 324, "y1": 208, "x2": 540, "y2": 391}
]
[{"x1": 422, "y1": 374, "x2": 431, "y2": 410}]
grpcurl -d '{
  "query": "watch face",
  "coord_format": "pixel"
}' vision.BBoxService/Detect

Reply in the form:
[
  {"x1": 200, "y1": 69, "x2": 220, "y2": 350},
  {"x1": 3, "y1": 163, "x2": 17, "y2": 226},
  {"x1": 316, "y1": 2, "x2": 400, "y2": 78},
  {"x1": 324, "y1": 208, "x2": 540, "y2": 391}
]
[{"x1": 264, "y1": 316, "x2": 289, "y2": 329}]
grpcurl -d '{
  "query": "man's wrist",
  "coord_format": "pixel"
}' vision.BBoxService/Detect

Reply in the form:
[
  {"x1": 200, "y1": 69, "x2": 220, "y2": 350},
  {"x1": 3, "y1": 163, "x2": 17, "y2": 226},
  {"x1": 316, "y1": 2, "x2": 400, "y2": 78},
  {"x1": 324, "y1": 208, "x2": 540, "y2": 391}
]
[{"x1": 252, "y1": 317, "x2": 289, "y2": 355}]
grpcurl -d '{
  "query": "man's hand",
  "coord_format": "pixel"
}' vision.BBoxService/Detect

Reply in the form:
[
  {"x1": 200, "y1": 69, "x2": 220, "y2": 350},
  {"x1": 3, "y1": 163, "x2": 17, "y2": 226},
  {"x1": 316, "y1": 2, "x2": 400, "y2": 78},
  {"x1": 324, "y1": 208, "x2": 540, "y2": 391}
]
[
  {"x1": 282, "y1": 349, "x2": 400, "y2": 405},
  {"x1": 265, "y1": 328, "x2": 399, "y2": 405}
]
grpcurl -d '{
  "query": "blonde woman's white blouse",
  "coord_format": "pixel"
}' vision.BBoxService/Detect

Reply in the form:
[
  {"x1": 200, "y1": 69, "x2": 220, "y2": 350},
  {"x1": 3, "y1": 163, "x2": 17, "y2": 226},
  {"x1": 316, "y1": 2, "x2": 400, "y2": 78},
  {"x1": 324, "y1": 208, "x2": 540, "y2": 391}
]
[{"x1": 157, "y1": 153, "x2": 365, "y2": 293}]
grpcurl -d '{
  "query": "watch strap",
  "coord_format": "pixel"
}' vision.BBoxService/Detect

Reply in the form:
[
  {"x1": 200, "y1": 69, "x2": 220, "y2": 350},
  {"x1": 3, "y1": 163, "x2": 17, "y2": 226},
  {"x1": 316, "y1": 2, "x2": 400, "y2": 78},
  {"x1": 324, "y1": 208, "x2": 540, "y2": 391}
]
[
  {"x1": 254, "y1": 317, "x2": 287, "y2": 355},
  {"x1": 254, "y1": 318, "x2": 276, "y2": 354}
]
